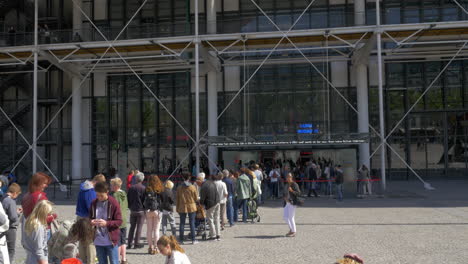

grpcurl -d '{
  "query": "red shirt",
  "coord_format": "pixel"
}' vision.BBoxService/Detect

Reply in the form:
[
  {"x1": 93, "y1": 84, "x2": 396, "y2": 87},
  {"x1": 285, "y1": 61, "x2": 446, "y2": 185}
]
[
  {"x1": 21, "y1": 191, "x2": 48, "y2": 218},
  {"x1": 126, "y1": 173, "x2": 134, "y2": 190},
  {"x1": 21, "y1": 191, "x2": 56, "y2": 224}
]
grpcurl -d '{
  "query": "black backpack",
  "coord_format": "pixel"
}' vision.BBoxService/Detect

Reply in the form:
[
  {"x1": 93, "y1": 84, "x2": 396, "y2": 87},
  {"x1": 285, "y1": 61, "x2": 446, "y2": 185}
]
[{"x1": 144, "y1": 191, "x2": 160, "y2": 211}]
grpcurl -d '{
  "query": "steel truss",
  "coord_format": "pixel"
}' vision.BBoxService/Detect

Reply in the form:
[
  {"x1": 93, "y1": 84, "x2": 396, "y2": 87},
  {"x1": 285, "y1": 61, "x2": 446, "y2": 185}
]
[{"x1": 0, "y1": 0, "x2": 467, "y2": 189}]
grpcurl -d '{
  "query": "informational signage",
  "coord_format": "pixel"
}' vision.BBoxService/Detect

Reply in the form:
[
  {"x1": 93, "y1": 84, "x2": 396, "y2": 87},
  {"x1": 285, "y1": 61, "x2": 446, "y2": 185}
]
[
  {"x1": 210, "y1": 139, "x2": 367, "y2": 147},
  {"x1": 297, "y1": 124, "x2": 319, "y2": 134}
]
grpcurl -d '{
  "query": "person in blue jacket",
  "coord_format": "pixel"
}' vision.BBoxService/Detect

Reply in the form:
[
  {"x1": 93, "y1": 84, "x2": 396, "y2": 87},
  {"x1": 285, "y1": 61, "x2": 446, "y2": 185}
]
[
  {"x1": 75, "y1": 174, "x2": 106, "y2": 264},
  {"x1": 76, "y1": 174, "x2": 106, "y2": 218}
]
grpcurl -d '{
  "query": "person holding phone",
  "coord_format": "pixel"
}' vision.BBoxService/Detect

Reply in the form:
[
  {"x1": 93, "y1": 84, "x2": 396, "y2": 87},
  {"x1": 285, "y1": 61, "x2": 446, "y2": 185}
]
[{"x1": 89, "y1": 182, "x2": 123, "y2": 264}]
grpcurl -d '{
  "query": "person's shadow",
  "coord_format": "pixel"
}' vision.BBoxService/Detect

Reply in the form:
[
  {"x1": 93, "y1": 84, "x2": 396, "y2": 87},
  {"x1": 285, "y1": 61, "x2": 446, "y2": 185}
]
[{"x1": 234, "y1": 235, "x2": 284, "y2": 239}]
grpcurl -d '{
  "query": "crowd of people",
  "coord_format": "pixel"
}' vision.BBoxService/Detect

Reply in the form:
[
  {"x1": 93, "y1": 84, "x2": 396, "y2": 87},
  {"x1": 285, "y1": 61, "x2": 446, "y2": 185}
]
[{"x1": 0, "y1": 157, "x2": 370, "y2": 264}]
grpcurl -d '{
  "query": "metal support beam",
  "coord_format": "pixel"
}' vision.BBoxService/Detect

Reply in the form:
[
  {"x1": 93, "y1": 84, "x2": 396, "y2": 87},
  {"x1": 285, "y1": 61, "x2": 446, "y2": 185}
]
[
  {"x1": 39, "y1": 50, "x2": 83, "y2": 78},
  {"x1": 32, "y1": 0, "x2": 38, "y2": 173},
  {"x1": 376, "y1": 0, "x2": 387, "y2": 192},
  {"x1": 195, "y1": 0, "x2": 201, "y2": 175}
]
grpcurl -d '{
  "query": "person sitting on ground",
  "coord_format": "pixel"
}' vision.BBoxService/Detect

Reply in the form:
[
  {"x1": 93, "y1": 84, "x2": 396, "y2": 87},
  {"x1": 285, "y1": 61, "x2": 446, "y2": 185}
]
[
  {"x1": 335, "y1": 253, "x2": 364, "y2": 264},
  {"x1": 157, "y1": 235, "x2": 191, "y2": 264}
]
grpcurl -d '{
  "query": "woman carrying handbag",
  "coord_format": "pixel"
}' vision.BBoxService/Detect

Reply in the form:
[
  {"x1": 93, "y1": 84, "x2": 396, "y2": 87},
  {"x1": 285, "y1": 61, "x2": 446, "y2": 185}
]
[{"x1": 283, "y1": 173, "x2": 303, "y2": 238}]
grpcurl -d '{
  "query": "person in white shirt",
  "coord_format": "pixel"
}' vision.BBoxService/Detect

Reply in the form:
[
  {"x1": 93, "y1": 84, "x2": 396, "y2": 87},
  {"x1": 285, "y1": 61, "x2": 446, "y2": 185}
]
[
  {"x1": 252, "y1": 164, "x2": 263, "y2": 204},
  {"x1": 214, "y1": 172, "x2": 228, "y2": 231},
  {"x1": 157, "y1": 235, "x2": 191, "y2": 264},
  {"x1": 268, "y1": 165, "x2": 281, "y2": 199}
]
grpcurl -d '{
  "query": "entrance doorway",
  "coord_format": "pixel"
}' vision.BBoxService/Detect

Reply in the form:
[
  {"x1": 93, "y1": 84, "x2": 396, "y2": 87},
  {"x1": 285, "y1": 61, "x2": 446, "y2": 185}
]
[{"x1": 221, "y1": 148, "x2": 357, "y2": 173}]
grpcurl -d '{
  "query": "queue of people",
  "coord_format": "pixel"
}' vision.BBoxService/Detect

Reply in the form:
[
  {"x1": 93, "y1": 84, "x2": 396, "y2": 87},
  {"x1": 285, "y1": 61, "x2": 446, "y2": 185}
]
[{"x1": 0, "y1": 159, "x2": 370, "y2": 264}]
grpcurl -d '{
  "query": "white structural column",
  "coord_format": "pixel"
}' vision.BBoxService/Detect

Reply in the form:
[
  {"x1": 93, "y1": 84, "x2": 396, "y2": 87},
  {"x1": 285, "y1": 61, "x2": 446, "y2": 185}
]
[
  {"x1": 73, "y1": 0, "x2": 82, "y2": 35},
  {"x1": 207, "y1": 0, "x2": 219, "y2": 174},
  {"x1": 72, "y1": 77, "x2": 82, "y2": 181},
  {"x1": 207, "y1": 72, "x2": 218, "y2": 174},
  {"x1": 206, "y1": 0, "x2": 217, "y2": 34},
  {"x1": 376, "y1": 0, "x2": 387, "y2": 191},
  {"x1": 354, "y1": 0, "x2": 370, "y2": 169},
  {"x1": 71, "y1": 0, "x2": 83, "y2": 181}
]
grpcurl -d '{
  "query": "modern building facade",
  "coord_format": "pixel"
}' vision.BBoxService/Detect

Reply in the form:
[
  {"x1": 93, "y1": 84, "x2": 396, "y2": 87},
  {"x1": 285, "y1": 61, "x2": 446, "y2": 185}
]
[{"x1": 0, "y1": 0, "x2": 468, "y2": 184}]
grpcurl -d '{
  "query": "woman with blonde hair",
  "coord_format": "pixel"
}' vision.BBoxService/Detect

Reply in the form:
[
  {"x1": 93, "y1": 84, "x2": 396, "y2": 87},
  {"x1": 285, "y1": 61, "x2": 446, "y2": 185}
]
[
  {"x1": 21, "y1": 200, "x2": 53, "y2": 264},
  {"x1": 144, "y1": 175, "x2": 164, "y2": 255},
  {"x1": 157, "y1": 235, "x2": 191, "y2": 264}
]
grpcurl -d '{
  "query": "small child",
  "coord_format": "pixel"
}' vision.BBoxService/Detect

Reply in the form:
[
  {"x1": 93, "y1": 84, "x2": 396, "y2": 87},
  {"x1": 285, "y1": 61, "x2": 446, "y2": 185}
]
[
  {"x1": 110, "y1": 178, "x2": 128, "y2": 264},
  {"x1": 157, "y1": 235, "x2": 191, "y2": 264},
  {"x1": 69, "y1": 218, "x2": 95, "y2": 264},
  {"x1": 160, "y1": 181, "x2": 177, "y2": 237},
  {"x1": 1, "y1": 183, "x2": 22, "y2": 263}
]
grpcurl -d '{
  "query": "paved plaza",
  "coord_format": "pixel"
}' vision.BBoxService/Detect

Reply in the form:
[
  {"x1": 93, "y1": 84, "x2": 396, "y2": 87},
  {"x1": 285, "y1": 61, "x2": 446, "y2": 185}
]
[{"x1": 13, "y1": 180, "x2": 468, "y2": 264}]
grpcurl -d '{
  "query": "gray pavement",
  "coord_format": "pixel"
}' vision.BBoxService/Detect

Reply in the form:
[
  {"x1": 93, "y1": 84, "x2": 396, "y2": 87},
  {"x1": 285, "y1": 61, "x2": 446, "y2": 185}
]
[{"x1": 12, "y1": 179, "x2": 468, "y2": 264}]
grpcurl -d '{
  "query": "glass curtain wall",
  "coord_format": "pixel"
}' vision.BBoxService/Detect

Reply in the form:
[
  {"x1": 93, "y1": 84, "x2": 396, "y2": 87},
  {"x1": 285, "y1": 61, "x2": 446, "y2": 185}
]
[
  {"x1": 368, "y1": 0, "x2": 468, "y2": 25},
  {"x1": 92, "y1": 72, "x2": 192, "y2": 176},
  {"x1": 370, "y1": 60, "x2": 468, "y2": 178},
  {"x1": 219, "y1": 0, "x2": 354, "y2": 34},
  {"x1": 219, "y1": 63, "x2": 357, "y2": 139}
]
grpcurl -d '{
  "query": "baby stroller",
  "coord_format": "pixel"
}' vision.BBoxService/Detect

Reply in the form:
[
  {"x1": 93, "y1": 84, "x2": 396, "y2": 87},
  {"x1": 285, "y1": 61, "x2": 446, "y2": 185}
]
[
  {"x1": 195, "y1": 203, "x2": 209, "y2": 240},
  {"x1": 247, "y1": 198, "x2": 260, "y2": 223}
]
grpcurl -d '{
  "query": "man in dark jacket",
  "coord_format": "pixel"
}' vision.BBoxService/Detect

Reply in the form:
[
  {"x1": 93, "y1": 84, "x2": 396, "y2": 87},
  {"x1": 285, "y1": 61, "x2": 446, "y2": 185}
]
[
  {"x1": 335, "y1": 165, "x2": 344, "y2": 202},
  {"x1": 126, "y1": 172, "x2": 145, "y2": 249},
  {"x1": 307, "y1": 162, "x2": 319, "y2": 198},
  {"x1": 222, "y1": 169, "x2": 234, "y2": 227},
  {"x1": 90, "y1": 182, "x2": 122, "y2": 264},
  {"x1": 200, "y1": 175, "x2": 220, "y2": 240}
]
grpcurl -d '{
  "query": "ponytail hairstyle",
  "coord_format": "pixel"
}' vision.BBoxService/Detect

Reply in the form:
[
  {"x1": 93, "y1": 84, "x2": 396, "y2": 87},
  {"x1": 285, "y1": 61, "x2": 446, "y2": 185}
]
[{"x1": 157, "y1": 235, "x2": 185, "y2": 253}]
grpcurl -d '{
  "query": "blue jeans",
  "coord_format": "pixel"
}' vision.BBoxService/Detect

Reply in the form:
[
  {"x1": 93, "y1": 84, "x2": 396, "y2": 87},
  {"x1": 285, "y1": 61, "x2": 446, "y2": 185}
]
[
  {"x1": 226, "y1": 196, "x2": 234, "y2": 225},
  {"x1": 336, "y1": 184, "x2": 343, "y2": 201},
  {"x1": 179, "y1": 212, "x2": 196, "y2": 242},
  {"x1": 238, "y1": 199, "x2": 248, "y2": 222},
  {"x1": 96, "y1": 245, "x2": 119, "y2": 264},
  {"x1": 233, "y1": 197, "x2": 238, "y2": 222}
]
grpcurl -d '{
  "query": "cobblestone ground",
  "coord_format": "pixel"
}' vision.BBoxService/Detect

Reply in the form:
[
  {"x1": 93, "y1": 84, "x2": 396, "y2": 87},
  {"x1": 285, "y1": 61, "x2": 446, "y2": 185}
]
[{"x1": 13, "y1": 180, "x2": 468, "y2": 264}]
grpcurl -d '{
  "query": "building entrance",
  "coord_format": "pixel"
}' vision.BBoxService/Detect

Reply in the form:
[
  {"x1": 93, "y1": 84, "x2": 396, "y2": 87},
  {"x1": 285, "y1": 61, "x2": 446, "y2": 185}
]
[{"x1": 221, "y1": 148, "x2": 357, "y2": 174}]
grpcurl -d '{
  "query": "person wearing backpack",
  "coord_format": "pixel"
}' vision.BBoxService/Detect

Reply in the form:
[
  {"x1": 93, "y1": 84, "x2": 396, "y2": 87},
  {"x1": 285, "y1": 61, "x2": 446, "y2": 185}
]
[
  {"x1": 1, "y1": 183, "x2": 21, "y2": 263},
  {"x1": 144, "y1": 175, "x2": 164, "y2": 255},
  {"x1": 110, "y1": 178, "x2": 129, "y2": 264}
]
